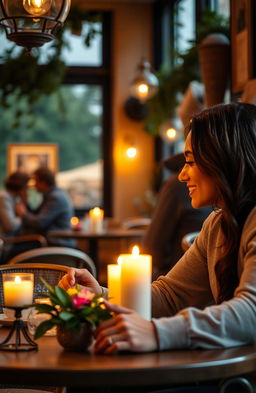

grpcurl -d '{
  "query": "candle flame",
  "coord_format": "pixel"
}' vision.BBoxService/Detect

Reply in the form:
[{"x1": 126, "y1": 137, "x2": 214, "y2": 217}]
[
  {"x1": 93, "y1": 207, "x2": 101, "y2": 216},
  {"x1": 132, "y1": 245, "x2": 140, "y2": 257},
  {"x1": 14, "y1": 276, "x2": 22, "y2": 284},
  {"x1": 117, "y1": 256, "x2": 123, "y2": 265}
]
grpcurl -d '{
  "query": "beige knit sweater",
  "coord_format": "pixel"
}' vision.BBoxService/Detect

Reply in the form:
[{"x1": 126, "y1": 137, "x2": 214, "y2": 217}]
[{"x1": 152, "y1": 207, "x2": 256, "y2": 350}]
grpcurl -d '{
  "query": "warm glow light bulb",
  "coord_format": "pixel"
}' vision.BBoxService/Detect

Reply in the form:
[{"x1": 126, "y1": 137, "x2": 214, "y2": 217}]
[
  {"x1": 136, "y1": 83, "x2": 149, "y2": 99},
  {"x1": 126, "y1": 147, "x2": 137, "y2": 158},
  {"x1": 23, "y1": 0, "x2": 52, "y2": 16},
  {"x1": 166, "y1": 128, "x2": 177, "y2": 140}
]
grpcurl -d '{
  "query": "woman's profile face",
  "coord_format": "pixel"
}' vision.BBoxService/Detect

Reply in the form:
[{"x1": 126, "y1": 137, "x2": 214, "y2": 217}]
[{"x1": 178, "y1": 132, "x2": 219, "y2": 208}]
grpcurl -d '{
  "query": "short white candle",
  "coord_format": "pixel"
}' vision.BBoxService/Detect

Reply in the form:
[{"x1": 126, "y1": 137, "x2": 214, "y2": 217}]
[
  {"x1": 107, "y1": 264, "x2": 121, "y2": 305},
  {"x1": 3, "y1": 273, "x2": 34, "y2": 307},
  {"x1": 120, "y1": 246, "x2": 152, "y2": 320},
  {"x1": 88, "y1": 207, "x2": 104, "y2": 233}
]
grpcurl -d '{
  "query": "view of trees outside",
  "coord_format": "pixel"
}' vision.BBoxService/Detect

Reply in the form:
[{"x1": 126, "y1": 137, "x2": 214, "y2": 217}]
[
  {"x1": 0, "y1": 84, "x2": 103, "y2": 209},
  {"x1": 0, "y1": 20, "x2": 104, "y2": 211}
]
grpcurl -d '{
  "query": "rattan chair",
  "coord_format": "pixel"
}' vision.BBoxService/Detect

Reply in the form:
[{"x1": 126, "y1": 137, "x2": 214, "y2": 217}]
[
  {"x1": 7, "y1": 247, "x2": 96, "y2": 277},
  {"x1": 0, "y1": 263, "x2": 68, "y2": 393}
]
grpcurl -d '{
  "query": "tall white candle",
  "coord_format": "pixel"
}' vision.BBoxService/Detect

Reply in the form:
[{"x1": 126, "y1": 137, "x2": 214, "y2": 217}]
[
  {"x1": 88, "y1": 207, "x2": 104, "y2": 233},
  {"x1": 107, "y1": 264, "x2": 121, "y2": 305},
  {"x1": 120, "y1": 246, "x2": 152, "y2": 320},
  {"x1": 3, "y1": 273, "x2": 34, "y2": 307}
]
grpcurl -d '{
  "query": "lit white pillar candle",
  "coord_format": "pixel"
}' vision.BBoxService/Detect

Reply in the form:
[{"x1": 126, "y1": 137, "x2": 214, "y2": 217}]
[
  {"x1": 3, "y1": 273, "x2": 34, "y2": 307},
  {"x1": 120, "y1": 246, "x2": 152, "y2": 320},
  {"x1": 88, "y1": 207, "x2": 104, "y2": 233},
  {"x1": 107, "y1": 264, "x2": 121, "y2": 305}
]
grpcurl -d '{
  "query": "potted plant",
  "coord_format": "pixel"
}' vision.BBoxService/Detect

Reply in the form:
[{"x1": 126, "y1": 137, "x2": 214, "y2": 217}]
[{"x1": 33, "y1": 279, "x2": 112, "y2": 352}]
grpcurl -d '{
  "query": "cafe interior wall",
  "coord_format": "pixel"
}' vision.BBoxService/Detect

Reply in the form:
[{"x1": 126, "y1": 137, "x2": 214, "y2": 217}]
[{"x1": 82, "y1": 1, "x2": 155, "y2": 222}]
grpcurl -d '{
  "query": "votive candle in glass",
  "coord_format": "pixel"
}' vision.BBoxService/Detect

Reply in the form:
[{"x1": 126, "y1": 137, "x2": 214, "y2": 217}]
[{"x1": 3, "y1": 273, "x2": 34, "y2": 307}]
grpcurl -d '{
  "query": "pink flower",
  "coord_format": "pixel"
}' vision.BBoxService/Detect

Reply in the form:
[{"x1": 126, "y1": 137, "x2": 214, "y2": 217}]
[
  {"x1": 71, "y1": 289, "x2": 95, "y2": 309},
  {"x1": 72, "y1": 296, "x2": 88, "y2": 308},
  {"x1": 78, "y1": 288, "x2": 95, "y2": 302}
]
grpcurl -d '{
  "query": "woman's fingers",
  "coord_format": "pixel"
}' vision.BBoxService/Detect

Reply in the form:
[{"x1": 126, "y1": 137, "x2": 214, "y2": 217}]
[
  {"x1": 94, "y1": 312, "x2": 158, "y2": 354},
  {"x1": 102, "y1": 300, "x2": 132, "y2": 314}
]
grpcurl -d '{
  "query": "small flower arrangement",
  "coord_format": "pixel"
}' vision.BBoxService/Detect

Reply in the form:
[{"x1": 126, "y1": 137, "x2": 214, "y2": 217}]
[{"x1": 33, "y1": 278, "x2": 112, "y2": 340}]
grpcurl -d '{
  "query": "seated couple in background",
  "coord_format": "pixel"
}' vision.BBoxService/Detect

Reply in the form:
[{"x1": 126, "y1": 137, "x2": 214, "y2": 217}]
[
  {"x1": 60, "y1": 103, "x2": 256, "y2": 393},
  {"x1": 0, "y1": 167, "x2": 75, "y2": 262}
]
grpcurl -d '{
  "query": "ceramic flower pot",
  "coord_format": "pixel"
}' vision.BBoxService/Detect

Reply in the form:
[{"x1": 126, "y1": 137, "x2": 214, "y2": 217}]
[{"x1": 56, "y1": 323, "x2": 93, "y2": 352}]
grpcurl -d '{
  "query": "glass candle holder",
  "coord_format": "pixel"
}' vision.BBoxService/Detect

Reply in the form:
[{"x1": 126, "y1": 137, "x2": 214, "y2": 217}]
[
  {"x1": 27, "y1": 298, "x2": 56, "y2": 337},
  {"x1": 3, "y1": 273, "x2": 34, "y2": 308}
]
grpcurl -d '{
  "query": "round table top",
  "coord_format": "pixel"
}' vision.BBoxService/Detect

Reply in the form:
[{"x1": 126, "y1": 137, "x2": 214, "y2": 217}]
[{"x1": 0, "y1": 330, "x2": 256, "y2": 388}]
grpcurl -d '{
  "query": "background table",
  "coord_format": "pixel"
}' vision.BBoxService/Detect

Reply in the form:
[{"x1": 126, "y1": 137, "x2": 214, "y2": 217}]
[
  {"x1": 47, "y1": 228, "x2": 145, "y2": 274},
  {"x1": 0, "y1": 329, "x2": 256, "y2": 390}
]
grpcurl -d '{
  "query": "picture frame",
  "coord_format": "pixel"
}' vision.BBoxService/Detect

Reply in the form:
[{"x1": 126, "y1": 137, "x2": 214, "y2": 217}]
[
  {"x1": 231, "y1": 0, "x2": 253, "y2": 93},
  {"x1": 7, "y1": 143, "x2": 58, "y2": 175}
]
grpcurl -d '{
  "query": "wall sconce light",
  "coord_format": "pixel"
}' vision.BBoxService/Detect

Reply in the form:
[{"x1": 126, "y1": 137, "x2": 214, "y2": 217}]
[
  {"x1": 124, "y1": 135, "x2": 137, "y2": 159},
  {"x1": 129, "y1": 57, "x2": 159, "y2": 102},
  {"x1": 124, "y1": 57, "x2": 159, "y2": 121},
  {"x1": 0, "y1": 0, "x2": 71, "y2": 53},
  {"x1": 160, "y1": 118, "x2": 183, "y2": 145}
]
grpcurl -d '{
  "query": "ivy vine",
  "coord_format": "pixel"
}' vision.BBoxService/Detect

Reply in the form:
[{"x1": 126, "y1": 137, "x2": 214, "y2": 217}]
[{"x1": 144, "y1": 10, "x2": 230, "y2": 135}]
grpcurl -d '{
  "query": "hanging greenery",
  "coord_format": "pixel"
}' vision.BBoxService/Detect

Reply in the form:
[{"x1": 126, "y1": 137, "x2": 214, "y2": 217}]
[
  {"x1": 144, "y1": 10, "x2": 230, "y2": 135},
  {"x1": 0, "y1": 7, "x2": 102, "y2": 127}
]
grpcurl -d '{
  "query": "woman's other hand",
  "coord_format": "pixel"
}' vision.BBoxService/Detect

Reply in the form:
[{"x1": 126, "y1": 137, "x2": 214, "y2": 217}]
[
  {"x1": 58, "y1": 268, "x2": 102, "y2": 295},
  {"x1": 94, "y1": 300, "x2": 158, "y2": 354}
]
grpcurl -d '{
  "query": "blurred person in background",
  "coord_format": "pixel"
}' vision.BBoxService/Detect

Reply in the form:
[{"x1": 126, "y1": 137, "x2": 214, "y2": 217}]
[
  {"x1": 0, "y1": 171, "x2": 29, "y2": 236},
  {"x1": 16, "y1": 167, "x2": 75, "y2": 248}
]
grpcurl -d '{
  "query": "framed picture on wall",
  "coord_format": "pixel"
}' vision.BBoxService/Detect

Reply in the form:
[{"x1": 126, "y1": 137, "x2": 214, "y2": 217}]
[
  {"x1": 231, "y1": 0, "x2": 253, "y2": 93},
  {"x1": 7, "y1": 143, "x2": 58, "y2": 175}
]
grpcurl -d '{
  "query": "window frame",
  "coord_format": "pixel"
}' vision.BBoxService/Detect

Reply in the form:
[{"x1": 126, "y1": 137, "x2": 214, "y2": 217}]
[{"x1": 64, "y1": 11, "x2": 113, "y2": 217}]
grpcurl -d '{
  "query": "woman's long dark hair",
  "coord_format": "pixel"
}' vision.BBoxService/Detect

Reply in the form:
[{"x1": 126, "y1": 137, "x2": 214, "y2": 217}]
[{"x1": 189, "y1": 102, "x2": 256, "y2": 303}]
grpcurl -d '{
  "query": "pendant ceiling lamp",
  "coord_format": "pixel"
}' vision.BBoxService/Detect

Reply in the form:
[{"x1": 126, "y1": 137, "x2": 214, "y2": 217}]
[
  {"x1": 0, "y1": 0, "x2": 71, "y2": 53},
  {"x1": 130, "y1": 57, "x2": 159, "y2": 102}
]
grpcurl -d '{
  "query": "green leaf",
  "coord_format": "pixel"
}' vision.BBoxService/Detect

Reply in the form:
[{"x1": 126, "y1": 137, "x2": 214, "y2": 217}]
[
  {"x1": 55, "y1": 286, "x2": 72, "y2": 307},
  {"x1": 34, "y1": 304, "x2": 56, "y2": 313},
  {"x1": 59, "y1": 311, "x2": 74, "y2": 321},
  {"x1": 34, "y1": 320, "x2": 55, "y2": 339},
  {"x1": 40, "y1": 277, "x2": 55, "y2": 295}
]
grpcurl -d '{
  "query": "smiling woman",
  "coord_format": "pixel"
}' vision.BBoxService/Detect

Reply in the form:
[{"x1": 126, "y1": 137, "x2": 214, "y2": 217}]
[
  {"x1": 58, "y1": 103, "x2": 256, "y2": 383},
  {"x1": 178, "y1": 133, "x2": 219, "y2": 209}
]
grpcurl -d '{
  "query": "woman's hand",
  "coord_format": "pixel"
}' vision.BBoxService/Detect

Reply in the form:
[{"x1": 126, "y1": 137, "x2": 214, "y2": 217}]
[
  {"x1": 93, "y1": 301, "x2": 158, "y2": 354},
  {"x1": 58, "y1": 268, "x2": 102, "y2": 295}
]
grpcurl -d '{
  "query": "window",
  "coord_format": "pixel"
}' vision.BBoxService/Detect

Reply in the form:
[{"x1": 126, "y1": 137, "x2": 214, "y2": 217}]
[{"x1": 0, "y1": 12, "x2": 112, "y2": 216}]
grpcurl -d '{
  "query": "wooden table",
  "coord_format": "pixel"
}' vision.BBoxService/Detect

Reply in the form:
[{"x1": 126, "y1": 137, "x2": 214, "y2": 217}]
[
  {"x1": 47, "y1": 228, "x2": 145, "y2": 271},
  {"x1": 0, "y1": 329, "x2": 256, "y2": 390}
]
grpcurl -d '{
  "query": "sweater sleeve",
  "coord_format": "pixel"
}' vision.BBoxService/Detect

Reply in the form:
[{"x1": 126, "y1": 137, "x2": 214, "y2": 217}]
[{"x1": 151, "y1": 209, "x2": 256, "y2": 350}]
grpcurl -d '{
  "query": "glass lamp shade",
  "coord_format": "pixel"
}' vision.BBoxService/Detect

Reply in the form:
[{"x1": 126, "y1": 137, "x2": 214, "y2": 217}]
[
  {"x1": 0, "y1": 0, "x2": 71, "y2": 50},
  {"x1": 130, "y1": 57, "x2": 159, "y2": 102}
]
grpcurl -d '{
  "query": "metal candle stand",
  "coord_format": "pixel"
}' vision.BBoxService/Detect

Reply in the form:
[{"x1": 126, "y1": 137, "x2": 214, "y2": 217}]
[{"x1": 0, "y1": 306, "x2": 38, "y2": 351}]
